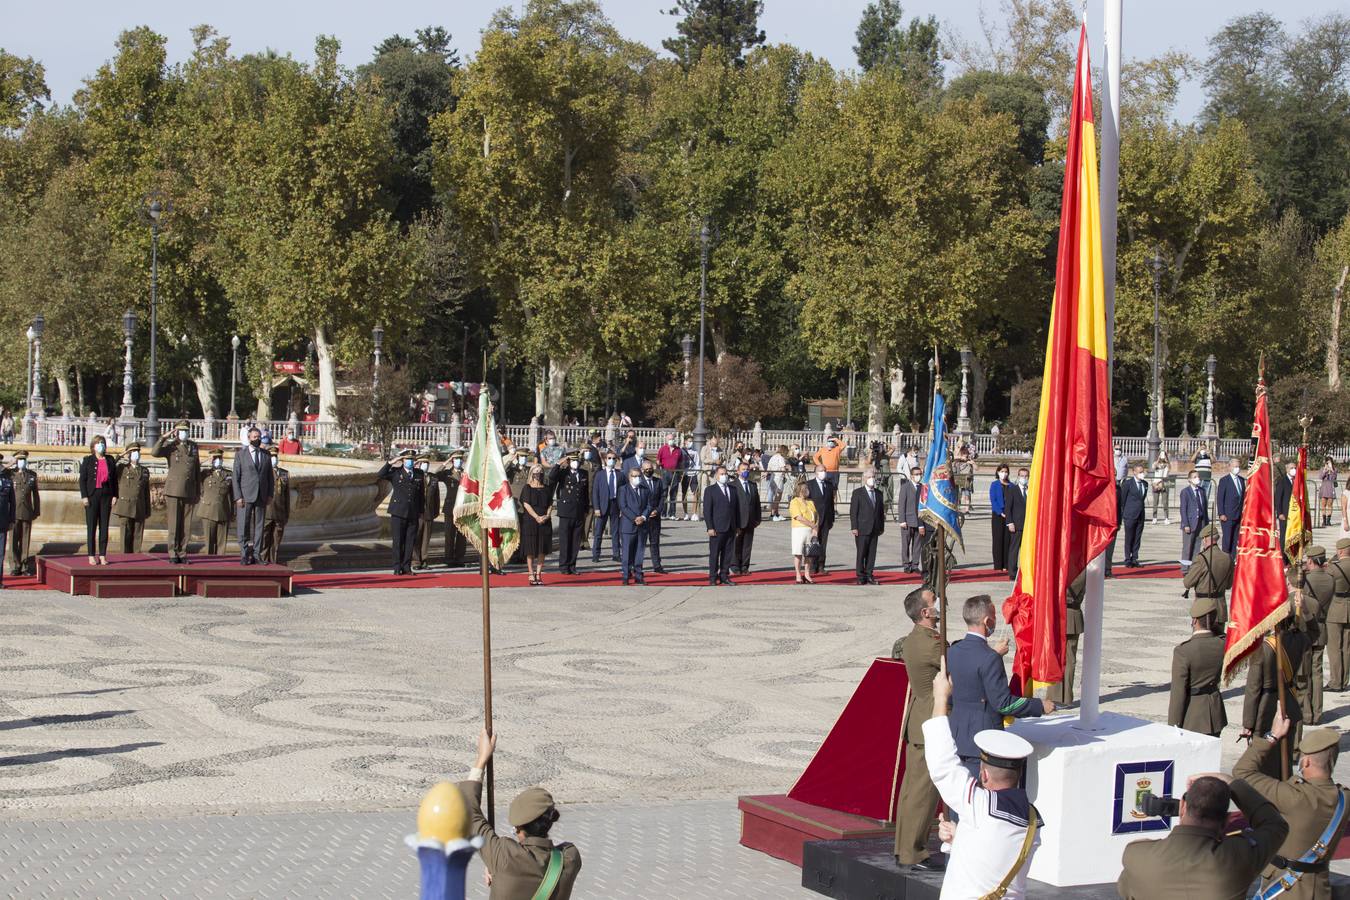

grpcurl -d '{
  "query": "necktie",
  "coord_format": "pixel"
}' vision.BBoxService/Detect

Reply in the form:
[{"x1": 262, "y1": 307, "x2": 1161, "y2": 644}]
[{"x1": 723, "y1": 486, "x2": 730, "y2": 502}]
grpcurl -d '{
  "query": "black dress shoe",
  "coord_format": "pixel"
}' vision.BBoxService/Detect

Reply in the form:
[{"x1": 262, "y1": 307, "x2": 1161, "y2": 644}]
[
  {"x1": 721, "y1": 577, "x2": 736, "y2": 586},
  {"x1": 708, "y1": 579, "x2": 718, "y2": 586},
  {"x1": 652, "y1": 567, "x2": 668, "y2": 574},
  {"x1": 635, "y1": 575, "x2": 646, "y2": 585},
  {"x1": 867, "y1": 576, "x2": 880, "y2": 585},
  {"x1": 910, "y1": 856, "x2": 946, "y2": 872}
]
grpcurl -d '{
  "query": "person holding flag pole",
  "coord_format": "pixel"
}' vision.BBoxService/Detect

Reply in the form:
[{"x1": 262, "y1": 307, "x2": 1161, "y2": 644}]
[
  {"x1": 452, "y1": 386, "x2": 520, "y2": 828},
  {"x1": 918, "y1": 383, "x2": 962, "y2": 638}
]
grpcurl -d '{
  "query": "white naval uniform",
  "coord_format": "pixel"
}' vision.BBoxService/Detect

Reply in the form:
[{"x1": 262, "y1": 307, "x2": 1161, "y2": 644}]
[{"x1": 923, "y1": 716, "x2": 1042, "y2": 899}]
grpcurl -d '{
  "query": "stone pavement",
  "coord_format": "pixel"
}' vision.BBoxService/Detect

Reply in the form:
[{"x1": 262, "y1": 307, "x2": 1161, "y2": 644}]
[{"x1": 1, "y1": 511, "x2": 1347, "y2": 896}]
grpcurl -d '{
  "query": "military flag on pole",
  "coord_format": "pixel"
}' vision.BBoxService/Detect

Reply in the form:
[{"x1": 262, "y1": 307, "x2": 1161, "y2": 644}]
[
  {"x1": 1284, "y1": 444, "x2": 1311, "y2": 559},
  {"x1": 453, "y1": 389, "x2": 519, "y2": 568},
  {"x1": 1223, "y1": 379, "x2": 1291, "y2": 679},
  {"x1": 918, "y1": 389, "x2": 962, "y2": 550},
  {"x1": 1002, "y1": 23, "x2": 1117, "y2": 697}
]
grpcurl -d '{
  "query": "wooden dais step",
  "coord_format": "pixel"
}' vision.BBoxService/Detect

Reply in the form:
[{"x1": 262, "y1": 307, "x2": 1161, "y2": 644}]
[
  {"x1": 195, "y1": 579, "x2": 282, "y2": 599},
  {"x1": 91, "y1": 579, "x2": 177, "y2": 599}
]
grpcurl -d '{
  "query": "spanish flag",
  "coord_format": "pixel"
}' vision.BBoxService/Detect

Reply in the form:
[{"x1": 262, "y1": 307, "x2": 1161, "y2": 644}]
[
  {"x1": 1003, "y1": 24, "x2": 1118, "y2": 696},
  {"x1": 1285, "y1": 444, "x2": 1311, "y2": 559}
]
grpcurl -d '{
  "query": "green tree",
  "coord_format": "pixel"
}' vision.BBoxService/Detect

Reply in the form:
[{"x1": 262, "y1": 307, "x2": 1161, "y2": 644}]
[
  {"x1": 663, "y1": 0, "x2": 766, "y2": 69},
  {"x1": 647, "y1": 353, "x2": 785, "y2": 431},
  {"x1": 853, "y1": 0, "x2": 942, "y2": 96},
  {"x1": 0, "y1": 49, "x2": 49, "y2": 129}
]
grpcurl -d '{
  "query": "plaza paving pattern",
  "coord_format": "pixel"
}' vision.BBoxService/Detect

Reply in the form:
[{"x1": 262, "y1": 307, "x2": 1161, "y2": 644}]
[{"x1": 3, "y1": 514, "x2": 1350, "y2": 897}]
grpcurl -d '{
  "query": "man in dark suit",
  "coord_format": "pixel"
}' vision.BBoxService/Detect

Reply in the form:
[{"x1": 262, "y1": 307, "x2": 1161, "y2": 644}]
[
  {"x1": 640, "y1": 461, "x2": 667, "y2": 574},
  {"x1": 1215, "y1": 458, "x2": 1246, "y2": 557},
  {"x1": 376, "y1": 449, "x2": 423, "y2": 575},
  {"x1": 1178, "y1": 470, "x2": 1209, "y2": 572},
  {"x1": 617, "y1": 465, "x2": 649, "y2": 585},
  {"x1": 895, "y1": 466, "x2": 923, "y2": 574},
  {"x1": 732, "y1": 462, "x2": 761, "y2": 575},
  {"x1": 702, "y1": 465, "x2": 738, "y2": 585},
  {"x1": 1118, "y1": 463, "x2": 1149, "y2": 568},
  {"x1": 805, "y1": 465, "x2": 836, "y2": 575},
  {"x1": 590, "y1": 452, "x2": 622, "y2": 564},
  {"x1": 553, "y1": 452, "x2": 589, "y2": 575},
  {"x1": 947, "y1": 594, "x2": 1052, "y2": 777},
  {"x1": 1004, "y1": 467, "x2": 1029, "y2": 581},
  {"x1": 232, "y1": 426, "x2": 275, "y2": 566},
  {"x1": 1273, "y1": 460, "x2": 1297, "y2": 561},
  {"x1": 849, "y1": 468, "x2": 885, "y2": 584}
]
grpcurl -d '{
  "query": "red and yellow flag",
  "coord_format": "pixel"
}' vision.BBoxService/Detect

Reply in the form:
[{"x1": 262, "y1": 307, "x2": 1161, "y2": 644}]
[
  {"x1": 1285, "y1": 445, "x2": 1311, "y2": 559},
  {"x1": 1003, "y1": 24, "x2": 1118, "y2": 696},
  {"x1": 1224, "y1": 380, "x2": 1291, "y2": 678}
]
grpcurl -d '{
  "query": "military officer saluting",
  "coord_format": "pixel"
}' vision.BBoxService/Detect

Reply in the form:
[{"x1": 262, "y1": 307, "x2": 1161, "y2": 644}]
[
  {"x1": 1243, "y1": 595, "x2": 1312, "y2": 778},
  {"x1": 1168, "y1": 595, "x2": 1227, "y2": 737},
  {"x1": 554, "y1": 451, "x2": 589, "y2": 576},
  {"x1": 891, "y1": 587, "x2": 947, "y2": 872},
  {"x1": 1048, "y1": 571, "x2": 1085, "y2": 705},
  {"x1": 1183, "y1": 523, "x2": 1232, "y2": 632},
  {"x1": 1234, "y1": 716, "x2": 1349, "y2": 900},
  {"x1": 260, "y1": 446, "x2": 289, "y2": 565},
  {"x1": 439, "y1": 450, "x2": 467, "y2": 567},
  {"x1": 411, "y1": 453, "x2": 439, "y2": 571},
  {"x1": 152, "y1": 420, "x2": 201, "y2": 563},
  {"x1": 112, "y1": 443, "x2": 151, "y2": 554},
  {"x1": 1326, "y1": 538, "x2": 1350, "y2": 691},
  {"x1": 1301, "y1": 546, "x2": 1335, "y2": 724},
  {"x1": 377, "y1": 449, "x2": 423, "y2": 576},
  {"x1": 8, "y1": 450, "x2": 39, "y2": 576},
  {"x1": 196, "y1": 449, "x2": 233, "y2": 556},
  {"x1": 924, "y1": 658, "x2": 1043, "y2": 898}
]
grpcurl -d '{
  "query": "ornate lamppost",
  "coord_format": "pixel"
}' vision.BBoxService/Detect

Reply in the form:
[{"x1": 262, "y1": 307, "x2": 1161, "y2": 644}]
[
  {"x1": 1201, "y1": 353, "x2": 1218, "y2": 441},
  {"x1": 1181, "y1": 362, "x2": 1191, "y2": 439},
  {"x1": 1146, "y1": 250, "x2": 1163, "y2": 466},
  {"x1": 681, "y1": 333, "x2": 694, "y2": 389},
  {"x1": 372, "y1": 324, "x2": 385, "y2": 394},
  {"x1": 692, "y1": 222, "x2": 710, "y2": 453},
  {"x1": 956, "y1": 347, "x2": 973, "y2": 435},
  {"x1": 120, "y1": 309, "x2": 137, "y2": 442},
  {"x1": 143, "y1": 194, "x2": 168, "y2": 446},
  {"x1": 229, "y1": 334, "x2": 241, "y2": 420}
]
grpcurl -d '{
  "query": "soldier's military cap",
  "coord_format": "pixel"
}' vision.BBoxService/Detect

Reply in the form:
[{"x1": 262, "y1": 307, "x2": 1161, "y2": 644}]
[
  {"x1": 1307, "y1": 545, "x2": 1327, "y2": 562},
  {"x1": 448, "y1": 449, "x2": 465, "y2": 460},
  {"x1": 1190, "y1": 595, "x2": 1219, "y2": 619},
  {"x1": 13, "y1": 450, "x2": 28, "y2": 460},
  {"x1": 563, "y1": 449, "x2": 579, "y2": 461},
  {"x1": 124, "y1": 442, "x2": 141, "y2": 454},
  {"x1": 396, "y1": 448, "x2": 417, "y2": 460},
  {"x1": 209, "y1": 447, "x2": 224, "y2": 459},
  {"x1": 174, "y1": 419, "x2": 191, "y2": 430},
  {"x1": 268, "y1": 446, "x2": 280, "y2": 457},
  {"x1": 975, "y1": 730, "x2": 1033, "y2": 770},
  {"x1": 1337, "y1": 538, "x2": 1350, "y2": 552},
  {"x1": 415, "y1": 452, "x2": 432, "y2": 462},
  {"x1": 1199, "y1": 523, "x2": 1220, "y2": 541},
  {"x1": 1299, "y1": 728, "x2": 1340, "y2": 755},
  {"x1": 508, "y1": 786, "x2": 556, "y2": 827}
]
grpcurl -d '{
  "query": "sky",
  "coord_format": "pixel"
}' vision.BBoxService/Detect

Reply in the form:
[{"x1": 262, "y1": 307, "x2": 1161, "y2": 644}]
[{"x1": 5, "y1": 1, "x2": 1344, "y2": 122}]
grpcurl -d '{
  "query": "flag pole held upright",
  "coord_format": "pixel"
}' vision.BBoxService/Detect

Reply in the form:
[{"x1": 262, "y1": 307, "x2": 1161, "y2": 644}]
[{"x1": 480, "y1": 431, "x2": 495, "y2": 828}]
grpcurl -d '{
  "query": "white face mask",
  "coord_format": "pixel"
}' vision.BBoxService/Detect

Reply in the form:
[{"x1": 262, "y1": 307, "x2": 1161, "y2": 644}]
[
  {"x1": 717, "y1": 474, "x2": 728, "y2": 485},
  {"x1": 1018, "y1": 477, "x2": 1028, "y2": 488},
  {"x1": 998, "y1": 471, "x2": 1008, "y2": 481},
  {"x1": 1231, "y1": 468, "x2": 1241, "y2": 476},
  {"x1": 419, "y1": 462, "x2": 429, "y2": 472},
  {"x1": 865, "y1": 477, "x2": 875, "y2": 487},
  {"x1": 605, "y1": 459, "x2": 616, "y2": 469},
  {"x1": 1190, "y1": 478, "x2": 1200, "y2": 487},
  {"x1": 453, "y1": 459, "x2": 462, "y2": 469},
  {"x1": 177, "y1": 430, "x2": 188, "y2": 441},
  {"x1": 583, "y1": 451, "x2": 592, "y2": 460},
  {"x1": 131, "y1": 452, "x2": 141, "y2": 464},
  {"x1": 94, "y1": 443, "x2": 105, "y2": 455},
  {"x1": 212, "y1": 457, "x2": 221, "y2": 469},
  {"x1": 546, "y1": 438, "x2": 556, "y2": 446},
  {"x1": 629, "y1": 475, "x2": 640, "y2": 486},
  {"x1": 16, "y1": 459, "x2": 26, "y2": 470},
  {"x1": 635, "y1": 447, "x2": 645, "y2": 457},
  {"x1": 569, "y1": 460, "x2": 579, "y2": 471},
  {"x1": 667, "y1": 439, "x2": 675, "y2": 446}
]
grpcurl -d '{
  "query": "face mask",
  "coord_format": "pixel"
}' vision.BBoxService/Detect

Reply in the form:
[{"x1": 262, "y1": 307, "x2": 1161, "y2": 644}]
[
  {"x1": 16, "y1": 459, "x2": 25, "y2": 470},
  {"x1": 131, "y1": 452, "x2": 141, "y2": 464},
  {"x1": 606, "y1": 459, "x2": 616, "y2": 469},
  {"x1": 1018, "y1": 477, "x2": 1028, "y2": 488},
  {"x1": 1231, "y1": 468, "x2": 1240, "y2": 476},
  {"x1": 546, "y1": 438, "x2": 556, "y2": 446},
  {"x1": 95, "y1": 443, "x2": 105, "y2": 455},
  {"x1": 667, "y1": 439, "x2": 675, "y2": 446},
  {"x1": 570, "y1": 460, "x2": 579, "y2": 471},
  {"x1": 865, "y1": 477, "x2": 875, "y2": 487},
  {"x1": 636, "y1": 448, "x2": 645, "y2": 457},
  {"x1": 685, "y1": 442, "x2": 692, "y2": 449},
  {"x1": 403, "y1": 459, "x2": 414, "y2": 470},
  {"x1": 710, "y1": 448, "x2": 720, "y2": 458},
  {"x1": 629, "y1": 476, "x2": 640, "y2": 486},
  {"x1": 250, "y1": 438, "x2": 260, "y2": 447},
  {"x1": 717, "y1": 474, "x2": 728, "y2": 485},
  {"x1": 740, "y1": 471, "x2": 750, "y2": 480},
  {"x1": 518, "y1": 455, "x2": 527, "y2": 464},
  {"x1": 419, "y1": 462, "x2": 429, "y2": 472},
  {"x1": 998, "y1": 471, "x2": 1008, "y2": 481},
  {"x1": 583, "y1": 451, "x2": 592, "y2": 460},
  {"x1": 177, "y1": 430, "x2": 188, "y2": 441},
  {"x1": 212, "y1": 457, "x2": 221, "y2": 469},
  {"x1": 1190, "y1": 478, "x2": 1200, "y2": 486},
  {"x1": 453, "y1": 459, "x2": 462, "y2": 468}
]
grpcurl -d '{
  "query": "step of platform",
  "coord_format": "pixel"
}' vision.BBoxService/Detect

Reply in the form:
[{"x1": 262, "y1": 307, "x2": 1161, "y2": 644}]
[
  {"x1": 739, "y1": 794, "x2": 893, "y2": 867},
  {"x1": 91, "y1": 579, "x2": 177, "y2": 599},
  {"x1": 195, "y1": 578, "x2": 283, "y2": 599}
]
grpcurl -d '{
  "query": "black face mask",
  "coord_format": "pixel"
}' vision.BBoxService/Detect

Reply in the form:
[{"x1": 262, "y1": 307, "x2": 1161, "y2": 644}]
[{"x1": 250, "y1": 438, "x2": 261, "y2": 447}]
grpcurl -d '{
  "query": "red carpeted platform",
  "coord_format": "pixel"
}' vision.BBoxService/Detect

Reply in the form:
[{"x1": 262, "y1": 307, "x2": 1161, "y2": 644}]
[
  {"x1": 738, "y1": 795, "x2": 894, "y2": 867},
  {"x1": 36, "y1": 554, "x2": 291, "y2": 598}
]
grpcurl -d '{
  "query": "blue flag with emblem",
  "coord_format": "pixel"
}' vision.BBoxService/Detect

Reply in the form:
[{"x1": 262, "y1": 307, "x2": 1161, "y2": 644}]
[{"x1": 919, "y1": 389, "x2": 963, "y2": 550}]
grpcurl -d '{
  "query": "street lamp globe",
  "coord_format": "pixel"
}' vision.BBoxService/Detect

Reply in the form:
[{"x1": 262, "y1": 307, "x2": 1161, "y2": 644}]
[
  {"x1": 681, "y1": 333, "x2": 694, "y2": 359},
  {"x1": 122, "y1": 309, "x2": 136, "y2": 340},
  {"x1": 372, "y1": 324, "x2": 384, "y2": 350},
  {"x1": 231, "y1": 334, "x2": 240, "y2": 351},
  {"x1": 31, "y1": 314, "x2": 44, "y2": 340},
  {"x1": 148, "y1": 198, "x2": 163, "y2": 222},
  {"x1": 25, "y1": 326, "x2": 34, "y2": 343},
  {"x1": 1206, "y1": 354, "x2": 1216, "y2": 377}
]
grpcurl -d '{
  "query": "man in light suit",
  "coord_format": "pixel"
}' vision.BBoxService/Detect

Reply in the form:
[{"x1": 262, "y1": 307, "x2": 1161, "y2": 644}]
[
  {"x1": 895, "y1": 466, "x2": 924, "y2": 574},
  {"x1": 1178, "y1": 470, "x2": 1209, "y2": 572},
  {"x1": 702, "y1": 465, "x2": 739, "y2": 586},
  {"x1": 1215, "y1": 458, "x2": 1246, "y2": 557},
  {"x1": 232, "y1": 425, "x2": 275, "y2": 565},
  {"x1": 849, "y1": 468, "x2": 885, "y2": 584},
  {"x1": 590, "y1": 452, "x2": 622, "y2": 564},
  {"x1": 617, "y1": 464, "x2": 649, "y2": 585}
]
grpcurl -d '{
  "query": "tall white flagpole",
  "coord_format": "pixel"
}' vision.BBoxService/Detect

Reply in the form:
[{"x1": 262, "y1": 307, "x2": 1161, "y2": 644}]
[{"x1": 1080, "y1": 0, "x2": 1122, "y2": 730}]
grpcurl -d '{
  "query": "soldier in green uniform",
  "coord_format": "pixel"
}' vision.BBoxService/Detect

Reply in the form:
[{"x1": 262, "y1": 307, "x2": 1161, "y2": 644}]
[
  {"x1": 458, "y1": 728, "x2": 582, "y2": 899},
  {"x1": 1235, "y1": 718, "x2": 1348, "y2": 900},
  {"x1": 507, "y1": 449, "x2": 530, "y2": 566},
  {"x1": 1243, "y1": 599, "x2": 1311, "y2": 778},
  {"x1": 412, "y1": 453, "x2": 439, "y2": 571},
  {"x1": 8, "y1": 450, "x2": 38, "y2": 575},
  {"x1": 1327, "y1": 538, "x2": 1350, "y2": 691},
  {"x1": 260, "y1": 447, "x2": 289, "y2": 565},
  {"x1": 891, "y1": 586, "x2": 946, "y2": 871},
  {"x1": 152, "y1": 420, "x2": 200, "y2": 563},
  {"x1": 1301, "y1": 547, "x2": 1334, "y2": 724},
  {"x1": 439, "y1": 451, "x2": 466, "y2": 567},
  {"x1": 1183, "y1": 524, "x2": 1232, "y2": 633},
  {"x1": 1048, "y1": 572, "x2": 1085, "y2": 705},
  {"x1": 196, "y1": 448, "x2": 233, "y2": 556},
  {"x1": 1167, "y1": 596, "x2": 1227, "y2": 737},
  {"x1": 112, "y1": 442, "x2": 150, "y2": 554}
]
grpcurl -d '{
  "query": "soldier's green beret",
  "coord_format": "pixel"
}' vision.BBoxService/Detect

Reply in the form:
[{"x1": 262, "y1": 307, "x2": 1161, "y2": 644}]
[
  {"x1": 1337, "y1": 538, "x2": 1350, "y2": 552},
  {"x1": 1299, "y1": 728, "x2": 1340, "y2": 755},
  {"x1": 1307, "y1": 545, "x2": 1327, "y2": 562},
  {"x1": 1189, "y1": 595, "x2": 1219, "y2": 619},
  {"x1": 508, "y1": 786, "x2": 555, "y2": 828},
  {"x1": 1198, "y1": 523, "x2": 1220, "y2": 541}
]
